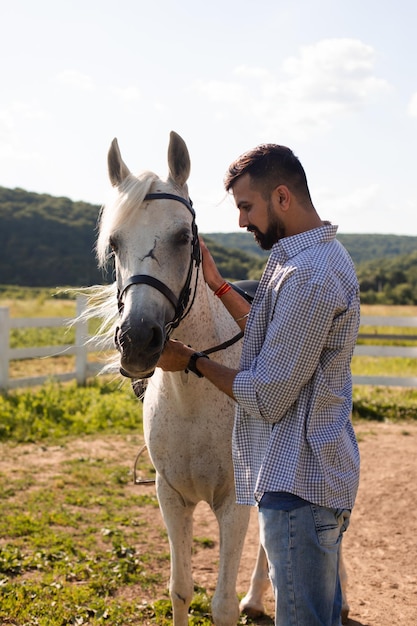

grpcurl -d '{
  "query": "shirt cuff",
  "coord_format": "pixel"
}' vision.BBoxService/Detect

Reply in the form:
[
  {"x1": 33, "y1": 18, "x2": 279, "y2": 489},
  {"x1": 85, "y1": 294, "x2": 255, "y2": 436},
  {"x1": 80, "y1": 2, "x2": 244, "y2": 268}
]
[{"x1": 233, "y1": 370, "x2": 263, "y2": 419}]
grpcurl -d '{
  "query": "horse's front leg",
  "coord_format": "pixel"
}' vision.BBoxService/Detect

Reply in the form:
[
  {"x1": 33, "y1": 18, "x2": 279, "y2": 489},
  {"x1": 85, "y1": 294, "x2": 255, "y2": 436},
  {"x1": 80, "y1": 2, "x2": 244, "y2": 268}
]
[
  {"x1": 212, "y1": 495, "x2": 251, "y2": 626},
  {"x1": 239, "y1": 541, "x2": 270, "y2": 618},
  {"x1": 156, "y1": 477, "x2": 195, "y2": 626}
]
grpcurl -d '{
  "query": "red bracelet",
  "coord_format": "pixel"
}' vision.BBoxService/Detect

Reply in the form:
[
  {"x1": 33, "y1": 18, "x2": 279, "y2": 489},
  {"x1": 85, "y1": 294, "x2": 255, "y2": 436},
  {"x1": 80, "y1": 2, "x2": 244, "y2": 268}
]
[{"x1": 214, "y1": 282, "x2": 232, "y2": 298}]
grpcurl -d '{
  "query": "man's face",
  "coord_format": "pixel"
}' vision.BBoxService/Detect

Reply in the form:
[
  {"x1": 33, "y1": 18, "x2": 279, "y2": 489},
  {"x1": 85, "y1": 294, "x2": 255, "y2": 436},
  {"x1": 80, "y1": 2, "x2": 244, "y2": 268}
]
[{"x1": 232, "y1": 173, "x2": 286, "y2": 250}]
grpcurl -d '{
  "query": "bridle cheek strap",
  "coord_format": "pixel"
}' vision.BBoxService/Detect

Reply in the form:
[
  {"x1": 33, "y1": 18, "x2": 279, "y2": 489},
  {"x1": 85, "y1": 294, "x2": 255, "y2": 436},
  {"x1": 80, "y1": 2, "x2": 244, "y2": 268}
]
[{"x1": 116, "y1": 192, "x2": 200, "y2": 333}]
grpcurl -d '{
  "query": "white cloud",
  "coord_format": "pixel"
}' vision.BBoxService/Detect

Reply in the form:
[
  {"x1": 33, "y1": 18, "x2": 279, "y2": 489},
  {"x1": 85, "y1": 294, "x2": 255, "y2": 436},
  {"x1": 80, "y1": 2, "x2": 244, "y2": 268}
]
[
  {"x1": 112, "y1": 85, "x2": 142, "y2": 103},
  {"x1": 315, "y1": 182, "x2": 390, "y2": 233},
  {"x1": 234, "y1": 66, "x2": 270, "y2": 80},
  {"x1": 0, "y1": 106, "x2": 42, "y2": 160},
  {"x1": 0, "y1": 143, "x2": 40, "y2": 161},
  {"x1": 281, "y1": 39, "x2": 390, "y2": 107},
  {"x1": 407, "y1": 92, "x2": 417, "y2": 117},
  {"x1": 0, "y1": 101, "x2": 45, "y2": 125},
  {"x1": 194, "y1": 79, "x2": 246, "y2": 104},
  {"x1": 193, "y1": 38, "x2": 391, "y2": 139},
  {"x1": 0, "y1": 101, "x2": 46, "y2": 151},
  {"x1": 56, "y1": 70, "x2": 95, "y2": 91},
  {"x1": 0, "y1": 109, "x2": 13, "y2": 133},
  {"x1": 318, "y1": 182, "x2": 381, "y2": 215}
]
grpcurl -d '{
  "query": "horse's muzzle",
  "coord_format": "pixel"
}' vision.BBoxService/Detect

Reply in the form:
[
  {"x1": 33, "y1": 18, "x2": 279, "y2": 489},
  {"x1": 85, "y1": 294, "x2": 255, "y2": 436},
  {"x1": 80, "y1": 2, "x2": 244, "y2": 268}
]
[{"x1": 114, "y1": 318, "x2": 165, "y2": 378}]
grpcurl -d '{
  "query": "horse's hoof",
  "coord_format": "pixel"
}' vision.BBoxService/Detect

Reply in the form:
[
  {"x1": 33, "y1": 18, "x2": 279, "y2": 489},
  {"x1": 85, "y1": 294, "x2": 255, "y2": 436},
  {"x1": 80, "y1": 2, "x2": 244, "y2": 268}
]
[
  {"x1": 239, "y1": 602, "x2": 265, "y2": 620},
  {"x1": 341, "y1": 606, "x2": 349, "y2": 624}
]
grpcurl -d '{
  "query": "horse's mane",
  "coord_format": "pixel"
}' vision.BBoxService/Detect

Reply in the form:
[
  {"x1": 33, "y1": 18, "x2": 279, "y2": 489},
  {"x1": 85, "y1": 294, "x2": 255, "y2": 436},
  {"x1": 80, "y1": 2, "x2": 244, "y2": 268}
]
[
  {"x1": 68, "y1": 281, "x2": 119, "y2": 375},
  {"x1": 97, "y1": 170, "x2": 158, "y2": 267},
  {"x1": 72, "y1": 170, "x2": 158, "y2": 374}
]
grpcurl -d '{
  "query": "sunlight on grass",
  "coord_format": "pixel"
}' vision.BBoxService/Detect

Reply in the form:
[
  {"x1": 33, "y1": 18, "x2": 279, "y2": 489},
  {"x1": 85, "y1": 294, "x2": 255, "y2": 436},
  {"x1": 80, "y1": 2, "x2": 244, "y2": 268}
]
[
  {"x1": 360, "y1": 304, "x2": 417, "y2": 317},
  {"x1": 0, "y1": 296, "x2": 76, "y2": 319},
  {"x1": 352, "y1": 355, "x2": 417, "y2": 376},
  {"x1": 353, "y1": 386, "x2": 417, "y2": 421},
  {"x1": 0, "y1": 296, "x2": 416, "y2": 623}
]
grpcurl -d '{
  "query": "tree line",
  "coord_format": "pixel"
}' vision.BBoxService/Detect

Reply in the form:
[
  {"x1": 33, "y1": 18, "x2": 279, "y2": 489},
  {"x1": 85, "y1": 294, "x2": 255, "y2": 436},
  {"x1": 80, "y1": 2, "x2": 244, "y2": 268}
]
[{"x1": 1, "y1": 186, "x2": 416, "y2": 304}]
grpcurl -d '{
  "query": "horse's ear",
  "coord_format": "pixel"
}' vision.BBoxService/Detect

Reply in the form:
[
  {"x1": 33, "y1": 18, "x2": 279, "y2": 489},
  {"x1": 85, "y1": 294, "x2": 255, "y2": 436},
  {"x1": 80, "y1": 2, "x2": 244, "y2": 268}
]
[
  {"x1": 167, "y1": 131, "x2": 190, "y2": 187},
  {"x1": 108, "y1": 138, "x2": 131, "y2": 187}
]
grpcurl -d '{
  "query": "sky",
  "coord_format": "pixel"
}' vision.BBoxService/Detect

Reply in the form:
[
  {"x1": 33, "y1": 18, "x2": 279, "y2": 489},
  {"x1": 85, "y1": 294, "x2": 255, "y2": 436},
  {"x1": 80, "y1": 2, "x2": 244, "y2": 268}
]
[{"x1": 1, "y1": 0, "x2": 417, "y2": 236}]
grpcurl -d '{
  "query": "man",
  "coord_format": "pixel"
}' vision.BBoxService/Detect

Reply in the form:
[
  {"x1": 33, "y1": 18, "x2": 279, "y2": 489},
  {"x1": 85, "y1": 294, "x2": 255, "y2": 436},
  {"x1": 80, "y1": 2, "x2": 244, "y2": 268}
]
[{"x1": 158, "y1": 143, "x2": 360, "y2": 625}]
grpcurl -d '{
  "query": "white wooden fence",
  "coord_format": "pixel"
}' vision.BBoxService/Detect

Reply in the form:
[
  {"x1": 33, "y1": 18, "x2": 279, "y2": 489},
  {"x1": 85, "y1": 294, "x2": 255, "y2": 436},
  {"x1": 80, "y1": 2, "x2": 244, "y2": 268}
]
[
  {"x1": 0, "y1": 296, "x2": 107, "y2": 390},
  {"x1": 1, "y1": 297, "x2": 417, "y2": 390}
]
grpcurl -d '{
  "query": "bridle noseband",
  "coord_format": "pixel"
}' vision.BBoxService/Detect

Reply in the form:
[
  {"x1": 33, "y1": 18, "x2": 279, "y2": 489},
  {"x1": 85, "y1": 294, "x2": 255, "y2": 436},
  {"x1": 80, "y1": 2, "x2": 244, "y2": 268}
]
[{"x1": 116, "y1": 192, "x2": 201, "y2": 336}]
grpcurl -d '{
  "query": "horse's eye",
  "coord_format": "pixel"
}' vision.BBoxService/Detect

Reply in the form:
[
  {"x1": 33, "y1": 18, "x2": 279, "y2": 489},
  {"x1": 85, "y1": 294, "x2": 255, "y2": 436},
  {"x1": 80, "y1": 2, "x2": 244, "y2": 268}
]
[
  {"x1": 175, "y1": 230, "x2": 191, "y2": 246},
  {"x1": 109, "y1": 237, "x2": 118, "y2": 253}
]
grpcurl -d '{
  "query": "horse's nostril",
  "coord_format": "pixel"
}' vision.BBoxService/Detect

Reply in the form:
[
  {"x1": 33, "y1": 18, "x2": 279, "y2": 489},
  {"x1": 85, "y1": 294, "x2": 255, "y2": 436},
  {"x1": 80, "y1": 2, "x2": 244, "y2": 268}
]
[
  {"x1": 148, "y1": 324, "x2": 164, "y2": 350},
  {"x1": 118, "y1": 319, "x2": 165, "y2": 360}
]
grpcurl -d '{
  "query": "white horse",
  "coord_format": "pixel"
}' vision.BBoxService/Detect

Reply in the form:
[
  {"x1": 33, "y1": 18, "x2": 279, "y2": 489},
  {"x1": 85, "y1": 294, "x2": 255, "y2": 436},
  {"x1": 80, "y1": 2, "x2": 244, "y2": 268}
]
[{"x1": 89, "y1": 131, "x2": 349, "y2": 625}]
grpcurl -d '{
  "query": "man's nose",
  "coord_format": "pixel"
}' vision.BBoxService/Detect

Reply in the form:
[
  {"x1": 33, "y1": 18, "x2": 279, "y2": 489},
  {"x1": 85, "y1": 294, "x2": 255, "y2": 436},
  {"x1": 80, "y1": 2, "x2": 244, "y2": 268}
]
[{"x1": 238, "y1": 209, "x2": 248, "y2": 228}]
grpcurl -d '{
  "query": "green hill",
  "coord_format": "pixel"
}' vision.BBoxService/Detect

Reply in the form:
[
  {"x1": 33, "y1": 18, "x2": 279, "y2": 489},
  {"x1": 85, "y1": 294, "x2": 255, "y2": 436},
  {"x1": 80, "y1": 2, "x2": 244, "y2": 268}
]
[
  {"x1": 207, "y1": 231, "x2": 417, "y2": 267},
  {"x1": 0, "y1": 187, "x2": 103, "y2": 287},
  {"x1": 207, "y1": 232, "x2": 417, "y2": 304},
  {"x1": 1, "y1": 186, "x2": 416, "y2": 304},
  {"x1": 355, "y1": 248, "x2": 417, "y2": 305}
]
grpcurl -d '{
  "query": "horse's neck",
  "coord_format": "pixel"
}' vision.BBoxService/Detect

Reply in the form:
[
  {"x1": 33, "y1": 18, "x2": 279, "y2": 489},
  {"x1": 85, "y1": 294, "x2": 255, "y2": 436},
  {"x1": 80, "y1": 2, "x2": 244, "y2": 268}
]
[{"x1": 173, "y1": 270, "x2": 238, "y2": 353}]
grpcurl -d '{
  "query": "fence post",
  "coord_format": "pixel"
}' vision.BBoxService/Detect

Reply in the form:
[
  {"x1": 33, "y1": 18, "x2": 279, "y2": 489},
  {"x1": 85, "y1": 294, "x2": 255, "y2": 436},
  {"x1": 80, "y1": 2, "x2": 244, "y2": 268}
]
[
  {"x1": 0, "y1": 307, "x2": 10, "y2": 390},
  {"x1": 75, "y1": 296, "x2": 89, "y2": 385}
]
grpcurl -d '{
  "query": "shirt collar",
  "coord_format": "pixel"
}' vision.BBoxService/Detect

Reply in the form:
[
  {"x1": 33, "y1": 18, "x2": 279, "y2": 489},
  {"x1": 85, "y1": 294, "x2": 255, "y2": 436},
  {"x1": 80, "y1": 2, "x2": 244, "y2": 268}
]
[{"x1": 271, "y1": 223, "x2": 338, "y2": 263}]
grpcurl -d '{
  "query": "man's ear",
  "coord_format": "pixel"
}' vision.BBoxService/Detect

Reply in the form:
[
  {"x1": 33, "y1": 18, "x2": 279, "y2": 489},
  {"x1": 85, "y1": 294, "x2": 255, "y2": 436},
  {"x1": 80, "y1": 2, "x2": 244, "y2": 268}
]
[{"x1": 272, "y1": 185, "x2": 291, "y2": 211}]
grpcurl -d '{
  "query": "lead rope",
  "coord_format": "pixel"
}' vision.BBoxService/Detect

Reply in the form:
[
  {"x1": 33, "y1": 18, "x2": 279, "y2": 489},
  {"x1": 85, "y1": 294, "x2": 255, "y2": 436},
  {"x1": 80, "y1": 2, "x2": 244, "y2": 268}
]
[
  {"x1": 133, "y1": 445, "x2": 156, "y2": 485},
  {"x1": 132, "y1": 274, "x2": 258, "y2": 484}
]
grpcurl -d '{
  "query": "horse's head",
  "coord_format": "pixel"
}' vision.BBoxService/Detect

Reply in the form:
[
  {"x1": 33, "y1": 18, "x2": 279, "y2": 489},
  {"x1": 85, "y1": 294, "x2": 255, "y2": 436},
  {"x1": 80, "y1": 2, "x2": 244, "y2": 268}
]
[{"x1": 98, "y1": 131, "x2": 200, "y2": 379}]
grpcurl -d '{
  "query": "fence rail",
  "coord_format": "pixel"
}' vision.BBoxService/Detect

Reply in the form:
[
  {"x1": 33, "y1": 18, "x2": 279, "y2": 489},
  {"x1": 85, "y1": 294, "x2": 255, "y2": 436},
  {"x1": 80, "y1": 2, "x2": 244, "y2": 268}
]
[
  {"x1": 0, "y1": 296, "x2": 106, "y2": 390},
  {"x1": 1, "y1": 298, "x2": 416, "y2": 390}
]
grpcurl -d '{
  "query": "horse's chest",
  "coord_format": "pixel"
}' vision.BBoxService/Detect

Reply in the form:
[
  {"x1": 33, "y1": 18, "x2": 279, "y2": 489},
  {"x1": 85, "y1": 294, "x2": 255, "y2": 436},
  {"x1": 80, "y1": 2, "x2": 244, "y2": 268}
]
[{"x1": 143, "y1": 380, "x2": 234, "y2": 483}]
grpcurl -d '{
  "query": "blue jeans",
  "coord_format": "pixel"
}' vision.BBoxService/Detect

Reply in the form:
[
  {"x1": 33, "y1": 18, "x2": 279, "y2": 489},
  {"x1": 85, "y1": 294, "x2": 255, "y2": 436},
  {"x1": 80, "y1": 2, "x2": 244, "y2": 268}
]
[{"x1": 258, "y1": 503, "x2": 350, "y2": 626}]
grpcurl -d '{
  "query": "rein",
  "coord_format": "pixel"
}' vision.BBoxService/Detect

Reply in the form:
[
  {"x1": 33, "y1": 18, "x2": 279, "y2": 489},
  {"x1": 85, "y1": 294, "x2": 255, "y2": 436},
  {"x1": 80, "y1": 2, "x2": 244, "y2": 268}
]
[
  {"x1": 200, "y1": 282, "x2": 256, "y2": 356},
  {"x1": 202, "y1": 329, "x2": 244, "y2": 356}
]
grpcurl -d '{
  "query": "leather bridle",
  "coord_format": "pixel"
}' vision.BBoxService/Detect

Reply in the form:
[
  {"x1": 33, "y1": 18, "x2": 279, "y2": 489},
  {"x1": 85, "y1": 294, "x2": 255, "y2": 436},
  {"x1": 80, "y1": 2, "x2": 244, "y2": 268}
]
[
  {"x1": 116, "y1": 192, "x2": 201, "y2": 337},
  {"x1": 115, "y1": 193, "x2": 257, "y2": 389}
]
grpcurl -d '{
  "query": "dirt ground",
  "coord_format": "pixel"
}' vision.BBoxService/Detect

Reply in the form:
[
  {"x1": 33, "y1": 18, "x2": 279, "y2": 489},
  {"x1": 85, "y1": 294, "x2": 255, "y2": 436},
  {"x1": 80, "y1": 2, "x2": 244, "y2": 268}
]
[
  {"x1": 134, "y1": 420, "x2": 417, "y2": 626},
  {"x1": 2, "y1": 420, "x2": 416, "y2": 625},
  {"x1": 181, "y1": 421, "x2": 417, "y2": 626}
]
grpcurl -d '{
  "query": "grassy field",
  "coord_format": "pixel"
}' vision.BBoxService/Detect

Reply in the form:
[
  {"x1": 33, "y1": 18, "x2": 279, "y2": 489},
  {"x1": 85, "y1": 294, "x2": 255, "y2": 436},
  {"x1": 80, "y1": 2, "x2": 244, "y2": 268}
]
[
  {"x1": 0, "y1": 295, "x2": 416, "y2": 623},
  {"x1": 1, "y1": 295, "x2": 416, "y2": 418},
  {"x1": 0, "y1": 380, "x2": 248, "y2": 625}
]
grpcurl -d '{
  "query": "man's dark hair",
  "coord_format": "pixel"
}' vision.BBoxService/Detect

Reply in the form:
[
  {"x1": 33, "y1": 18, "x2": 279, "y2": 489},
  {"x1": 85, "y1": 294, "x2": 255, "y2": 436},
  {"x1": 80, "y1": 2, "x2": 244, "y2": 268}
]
[{"x1": 224, "y1": 144, "x2": 312, "y2": 202}]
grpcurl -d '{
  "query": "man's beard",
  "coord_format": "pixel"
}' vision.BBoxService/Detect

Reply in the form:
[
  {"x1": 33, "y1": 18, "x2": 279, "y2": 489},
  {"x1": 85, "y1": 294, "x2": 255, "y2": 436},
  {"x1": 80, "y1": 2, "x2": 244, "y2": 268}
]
[{"x1": 247, "y1": 201, "x2": 286, "y2": 250}]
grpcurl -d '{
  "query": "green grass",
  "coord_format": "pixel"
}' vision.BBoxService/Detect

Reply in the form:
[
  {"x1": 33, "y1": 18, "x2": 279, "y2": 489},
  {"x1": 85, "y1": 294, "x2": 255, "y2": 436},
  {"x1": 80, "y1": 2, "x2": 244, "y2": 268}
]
[
  {"x1": 0, "y1": 380, "x2": 262, "y2": 625},
  {"x1": 0, "y1": 375, "x2": 221, "y2": 625},
  {"x1": 0, "y1": 379, "x2": 142, "y2": 443},
  {"x1": 0, "y1": 295, "x2": 416, "y2": 623},
  {"x1": 352, "y1": 386, "x2": 417, "y2": 421},
  {"x1": 0, "y1": 444, "x2": 167, "y2": 625},
  {"x1": 0, "y1": 377, "x2": 415, "y2": 624},
  {"x1": 352, "y1": 355, "x2": 417, "y2": 377}
]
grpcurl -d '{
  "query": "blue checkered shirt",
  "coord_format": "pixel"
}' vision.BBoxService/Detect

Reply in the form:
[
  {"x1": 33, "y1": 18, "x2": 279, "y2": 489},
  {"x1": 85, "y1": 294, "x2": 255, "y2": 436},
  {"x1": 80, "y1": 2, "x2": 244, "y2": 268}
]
[{"x1": 232, "y1": 224, "x2": 360, "y2": 509}]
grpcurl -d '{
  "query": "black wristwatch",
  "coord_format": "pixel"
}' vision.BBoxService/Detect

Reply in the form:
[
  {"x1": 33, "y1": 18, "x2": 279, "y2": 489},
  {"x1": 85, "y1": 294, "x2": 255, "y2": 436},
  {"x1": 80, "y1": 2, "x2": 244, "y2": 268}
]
[{"x1": 186, "y1": 352, "x2": 209, "y2": 378}]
